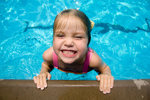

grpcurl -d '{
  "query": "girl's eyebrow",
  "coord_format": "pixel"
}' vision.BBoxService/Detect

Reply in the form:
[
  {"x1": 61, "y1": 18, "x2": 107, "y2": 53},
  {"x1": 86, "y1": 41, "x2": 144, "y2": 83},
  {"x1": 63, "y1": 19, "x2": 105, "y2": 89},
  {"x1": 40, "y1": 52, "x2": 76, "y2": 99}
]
[
  {"x1": 55, "y1": 30, "x2": 86, "y2": 35},
  {"x1": 74, "y1": 31, "x2": 86, "y2": 34},
  {"x1": 55, "y1": 30, "x2": 64, "y2": 34}
]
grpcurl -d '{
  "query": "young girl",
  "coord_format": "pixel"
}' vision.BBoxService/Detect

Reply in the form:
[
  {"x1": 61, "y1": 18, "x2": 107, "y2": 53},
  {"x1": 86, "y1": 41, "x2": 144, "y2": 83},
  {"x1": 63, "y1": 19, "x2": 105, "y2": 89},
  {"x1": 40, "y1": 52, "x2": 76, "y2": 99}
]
[{"x1": 33, "y1": 9, "x2": 114, "y2": 94}]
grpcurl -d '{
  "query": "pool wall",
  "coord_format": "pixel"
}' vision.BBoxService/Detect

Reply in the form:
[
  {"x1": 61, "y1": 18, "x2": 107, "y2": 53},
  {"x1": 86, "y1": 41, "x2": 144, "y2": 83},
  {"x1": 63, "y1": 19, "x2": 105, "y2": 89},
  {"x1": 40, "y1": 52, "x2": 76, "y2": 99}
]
[{"x1": 0, "y1": 79, "x2": 150, "y2": 100}]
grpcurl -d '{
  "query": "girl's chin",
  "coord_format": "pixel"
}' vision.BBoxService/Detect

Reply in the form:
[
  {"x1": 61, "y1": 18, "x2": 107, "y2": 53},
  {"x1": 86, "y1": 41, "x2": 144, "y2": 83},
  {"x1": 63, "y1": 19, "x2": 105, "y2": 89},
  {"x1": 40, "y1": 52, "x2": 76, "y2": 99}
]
[{"x1": 61, "y1": 57, "x2": 77, "y2": 64}]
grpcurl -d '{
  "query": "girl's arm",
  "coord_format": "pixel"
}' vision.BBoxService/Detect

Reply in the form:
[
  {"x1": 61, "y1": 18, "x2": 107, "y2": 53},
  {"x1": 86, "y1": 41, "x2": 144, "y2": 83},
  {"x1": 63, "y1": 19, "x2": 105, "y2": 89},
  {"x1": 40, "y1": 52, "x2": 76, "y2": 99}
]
[
  {"x1": 89, "y1": 50, "x2": 114, "y2": 94},
  {"x1": 40, "y1": 47, "x2": 54, "y2": 74},
  {"x1": 33, "y1": 47, "x2": 54, "y2": 90}
]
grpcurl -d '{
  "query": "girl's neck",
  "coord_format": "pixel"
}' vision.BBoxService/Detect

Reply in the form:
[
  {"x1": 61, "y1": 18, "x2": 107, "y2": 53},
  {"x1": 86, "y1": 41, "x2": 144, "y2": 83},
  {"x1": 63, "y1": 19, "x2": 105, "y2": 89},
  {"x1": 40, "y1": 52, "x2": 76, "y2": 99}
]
[{"x1": 59, "y1": 51, "x2": 87, "y2": 69}]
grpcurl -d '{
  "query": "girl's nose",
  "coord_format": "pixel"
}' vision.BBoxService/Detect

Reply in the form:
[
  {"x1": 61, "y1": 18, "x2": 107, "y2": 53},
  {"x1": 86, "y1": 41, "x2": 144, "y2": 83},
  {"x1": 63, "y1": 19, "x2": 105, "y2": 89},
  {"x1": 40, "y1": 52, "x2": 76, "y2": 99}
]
[{"x1": 64, "y1": 38, "x2": 74, "y2": 47}]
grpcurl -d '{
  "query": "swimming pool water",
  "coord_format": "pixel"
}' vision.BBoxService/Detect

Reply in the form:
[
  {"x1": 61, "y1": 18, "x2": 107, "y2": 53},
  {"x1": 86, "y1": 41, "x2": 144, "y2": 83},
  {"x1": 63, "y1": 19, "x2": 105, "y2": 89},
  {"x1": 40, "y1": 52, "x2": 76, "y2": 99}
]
[{"x1": 0, "y1": 0, "x2": 150, "y2": 80}]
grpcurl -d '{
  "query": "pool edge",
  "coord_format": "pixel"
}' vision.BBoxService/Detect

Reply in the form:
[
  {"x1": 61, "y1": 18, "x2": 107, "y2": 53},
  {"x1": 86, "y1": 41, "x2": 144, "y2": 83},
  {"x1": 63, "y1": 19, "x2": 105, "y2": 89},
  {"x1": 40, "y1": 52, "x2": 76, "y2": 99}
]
[{"x1": 0, "y1": 79, "x2": 150, "y2": 100}]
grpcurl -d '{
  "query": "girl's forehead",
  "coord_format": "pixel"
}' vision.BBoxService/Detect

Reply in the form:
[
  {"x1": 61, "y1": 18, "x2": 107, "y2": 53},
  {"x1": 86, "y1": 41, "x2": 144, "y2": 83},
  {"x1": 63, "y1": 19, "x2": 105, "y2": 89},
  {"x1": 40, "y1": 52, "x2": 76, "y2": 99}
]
[{"x1": 54, "y1": 15, "x2": 87, "y2": 33}]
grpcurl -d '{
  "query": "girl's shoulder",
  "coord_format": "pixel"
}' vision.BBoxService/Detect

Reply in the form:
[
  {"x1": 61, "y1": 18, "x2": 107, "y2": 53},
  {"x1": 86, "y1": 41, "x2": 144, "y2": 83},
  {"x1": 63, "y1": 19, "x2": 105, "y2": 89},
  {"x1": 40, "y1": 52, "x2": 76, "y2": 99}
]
[
  {"x1": 89, "y1": 49, "x2": 103, "y2": 68},
  {"x1": 43, "y1": 46, "x2": 53, "y2": 62}
]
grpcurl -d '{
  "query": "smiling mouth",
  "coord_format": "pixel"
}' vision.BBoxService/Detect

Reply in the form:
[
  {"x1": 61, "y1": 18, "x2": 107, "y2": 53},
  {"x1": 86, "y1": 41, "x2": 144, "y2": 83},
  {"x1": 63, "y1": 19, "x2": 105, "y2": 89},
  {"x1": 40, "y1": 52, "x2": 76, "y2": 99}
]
[{"x1": 61, "y1": 50, "x2": 77, "y2": 57}]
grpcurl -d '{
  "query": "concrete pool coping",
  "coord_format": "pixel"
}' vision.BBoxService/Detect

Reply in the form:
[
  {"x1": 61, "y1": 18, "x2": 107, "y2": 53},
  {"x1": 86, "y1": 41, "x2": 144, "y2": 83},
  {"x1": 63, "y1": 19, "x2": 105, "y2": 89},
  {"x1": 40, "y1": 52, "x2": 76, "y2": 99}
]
[{"x1": 0, "y1": 79, "x2": 150, "y2": 100}]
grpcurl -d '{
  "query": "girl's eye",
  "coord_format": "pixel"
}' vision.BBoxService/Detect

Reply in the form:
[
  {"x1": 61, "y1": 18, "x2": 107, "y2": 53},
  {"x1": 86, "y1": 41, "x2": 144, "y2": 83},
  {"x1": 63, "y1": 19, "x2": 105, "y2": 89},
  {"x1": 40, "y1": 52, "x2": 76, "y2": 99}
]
[
  {"x1": 75, "y1": 36, "x2": 83, "y2": 39},
  {"x1": 56, "y1": 34, "x2": 65, "y2": 38},
  {"x1": 58, "y1": 35, "x2": 64, "y2": 37}
]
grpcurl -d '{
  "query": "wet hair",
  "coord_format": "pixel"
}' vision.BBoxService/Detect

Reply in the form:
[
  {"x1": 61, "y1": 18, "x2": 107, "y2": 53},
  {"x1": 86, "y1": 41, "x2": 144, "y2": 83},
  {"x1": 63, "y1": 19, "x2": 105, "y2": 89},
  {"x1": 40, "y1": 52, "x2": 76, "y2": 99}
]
[{"x1": 53, "y1": 9, "x2": 91, "y2": 46}]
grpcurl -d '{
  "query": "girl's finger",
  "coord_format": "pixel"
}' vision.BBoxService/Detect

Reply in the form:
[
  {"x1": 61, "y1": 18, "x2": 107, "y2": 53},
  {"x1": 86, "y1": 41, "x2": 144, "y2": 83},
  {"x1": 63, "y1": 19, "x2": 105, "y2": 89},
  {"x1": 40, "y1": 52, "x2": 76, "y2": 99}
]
[
  {"x1": 37, "y1": 76, "x2": 40, "y2": 89},
  {"x1": 110, "y1": 76, "x2": 114, "y2": 88},
  {"x1": 40, "y1": 76, "x2": 44, "y2": 90},
  {"x1": 100, "y1": 76, "x2": 104, "y2": 91},
  {"x1": 106, "y1": 78, "x2": 111, "y2": 93},
  {"x1": 43, "y1": 75, "x2": 47, "y2": 88},
  {"x1": 47, "y1": 73, "x2": 51, "y2": 80},
  {"x1": 33, "y1": 76, "x2": 37, "y2": 83},
  {"x1": 96, "y1": 75, "x2": 100, "y2": 81},
  {"x1": 103, "y1": 77, "x2": 108, "y2": 94}
]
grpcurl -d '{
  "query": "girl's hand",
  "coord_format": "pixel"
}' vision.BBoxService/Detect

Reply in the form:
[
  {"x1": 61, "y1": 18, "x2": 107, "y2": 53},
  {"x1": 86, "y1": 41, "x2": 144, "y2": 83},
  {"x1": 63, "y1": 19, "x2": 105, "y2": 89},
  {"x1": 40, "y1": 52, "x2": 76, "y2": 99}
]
[
  {"x1": 96, "y1": 74, "x2": 114, "y2": 94},
  {"x1": 33, "y1": 72, "x2": 51, "y2": 90}
]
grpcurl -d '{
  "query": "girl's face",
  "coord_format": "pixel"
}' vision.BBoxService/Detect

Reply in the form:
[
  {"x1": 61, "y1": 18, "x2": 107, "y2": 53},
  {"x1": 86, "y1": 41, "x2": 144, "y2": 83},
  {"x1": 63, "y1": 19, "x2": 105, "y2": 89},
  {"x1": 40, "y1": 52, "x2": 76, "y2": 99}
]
[{"x1": 53, "y1": 16, "x2": 88, "y2": 64}]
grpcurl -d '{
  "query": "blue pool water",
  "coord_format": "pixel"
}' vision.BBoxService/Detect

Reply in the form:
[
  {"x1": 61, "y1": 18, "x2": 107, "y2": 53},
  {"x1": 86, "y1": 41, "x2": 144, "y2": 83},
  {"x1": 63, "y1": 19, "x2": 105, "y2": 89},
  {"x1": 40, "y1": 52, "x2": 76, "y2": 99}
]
[{"x1": 0, "y1": 0, "x2": 150, "y2": 80}]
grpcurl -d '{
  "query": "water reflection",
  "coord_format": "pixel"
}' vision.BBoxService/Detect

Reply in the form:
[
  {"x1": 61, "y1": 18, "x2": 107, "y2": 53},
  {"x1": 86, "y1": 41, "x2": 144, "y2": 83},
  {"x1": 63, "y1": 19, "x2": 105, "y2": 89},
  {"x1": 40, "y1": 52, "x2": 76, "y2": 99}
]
[{"x1": 23, "y1": 18, "x2": 150, "y2": 33}]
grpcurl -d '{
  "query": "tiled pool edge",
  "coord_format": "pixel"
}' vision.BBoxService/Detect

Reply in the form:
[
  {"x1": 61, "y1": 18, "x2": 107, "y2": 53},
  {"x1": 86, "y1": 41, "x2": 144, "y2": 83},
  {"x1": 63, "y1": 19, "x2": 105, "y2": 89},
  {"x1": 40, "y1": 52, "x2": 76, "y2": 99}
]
[{"x1": 0, "y1": 79, "x2": 150, "y2": 100}]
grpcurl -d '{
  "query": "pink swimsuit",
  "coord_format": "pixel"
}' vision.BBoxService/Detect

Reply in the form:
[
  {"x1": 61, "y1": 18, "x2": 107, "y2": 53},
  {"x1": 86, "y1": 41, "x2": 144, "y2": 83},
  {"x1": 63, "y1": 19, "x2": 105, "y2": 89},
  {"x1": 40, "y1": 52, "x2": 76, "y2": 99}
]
[{"x1": 53, "y1": 48, "x2": 93, "y2": 74}]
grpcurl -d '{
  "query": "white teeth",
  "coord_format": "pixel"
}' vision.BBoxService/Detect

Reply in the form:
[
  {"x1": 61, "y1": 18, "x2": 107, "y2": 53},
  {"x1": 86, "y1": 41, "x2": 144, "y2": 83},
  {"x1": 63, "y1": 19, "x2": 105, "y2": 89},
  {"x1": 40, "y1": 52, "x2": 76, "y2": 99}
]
[
  {"x1": 63, "y1": 51, "x2": 74, "y2": 55},
  {"x1": 70, "y1": 51, "x2": 74, "y2": 55}
]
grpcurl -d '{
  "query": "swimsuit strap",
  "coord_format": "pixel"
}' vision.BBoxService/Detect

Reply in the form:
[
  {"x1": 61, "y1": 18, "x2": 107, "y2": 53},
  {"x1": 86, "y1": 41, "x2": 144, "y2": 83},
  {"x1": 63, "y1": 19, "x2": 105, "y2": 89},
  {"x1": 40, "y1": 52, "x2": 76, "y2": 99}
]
[
  {"x1": 82, "y1": 48, "x2": 93, "y2": 73},
  {"x1": 53, "y1": 51, "x2": 58, "y2": 69}
]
